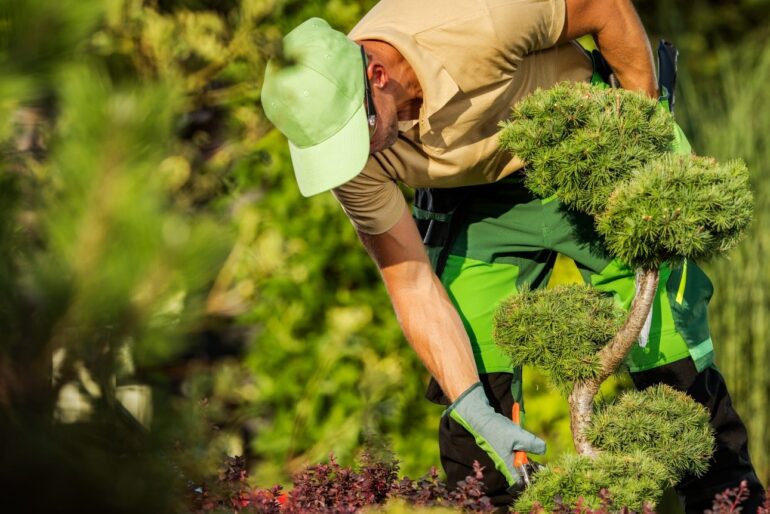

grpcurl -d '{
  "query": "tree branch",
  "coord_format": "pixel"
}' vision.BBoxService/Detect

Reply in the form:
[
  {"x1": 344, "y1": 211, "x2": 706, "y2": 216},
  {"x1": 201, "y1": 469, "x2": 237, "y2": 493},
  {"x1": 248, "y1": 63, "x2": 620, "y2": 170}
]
[{"x1": 568, "y1": 268, "x2": 659, "y2": 456}]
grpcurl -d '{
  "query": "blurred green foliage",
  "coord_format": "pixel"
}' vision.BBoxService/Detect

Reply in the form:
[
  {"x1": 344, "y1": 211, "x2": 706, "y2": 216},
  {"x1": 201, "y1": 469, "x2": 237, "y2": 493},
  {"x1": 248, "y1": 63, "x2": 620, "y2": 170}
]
[
  {"x1": 0, "y1": 0, "x2": 238, "y2": 510},
  {"x1": 674, "y1": 31, "x2": 770, "y2": 485},
  {"x1": 635, "y1": 0, "x2": 770, "y2": 79},
  {"x1": 1, "y1": 1, "x2": 768, "y2": 510},
  {"x1": 228, "y1": 129, "x2": 440, "y2": 483},
  {"x1": 2, "y1": 0, "x2": 439, "y2": 503}
]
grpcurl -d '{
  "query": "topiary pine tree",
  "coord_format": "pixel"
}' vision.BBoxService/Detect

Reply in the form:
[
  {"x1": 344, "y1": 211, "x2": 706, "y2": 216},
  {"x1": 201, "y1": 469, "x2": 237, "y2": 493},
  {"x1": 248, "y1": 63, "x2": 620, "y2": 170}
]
[
  {"x1": 498, "y1": 82, "x2": 752, "y2": 454},
  {"x1": 493, "y1": 82, "x2": 752, "y2": 508}
]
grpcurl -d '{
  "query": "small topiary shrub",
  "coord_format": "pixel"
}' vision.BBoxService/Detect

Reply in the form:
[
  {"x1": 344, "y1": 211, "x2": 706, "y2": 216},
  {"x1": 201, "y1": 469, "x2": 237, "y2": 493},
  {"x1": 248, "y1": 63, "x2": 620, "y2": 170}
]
[
  {"x1": 598, "y1": 154, "x2": 753, "y2": 269},
  {"x1": 585, "y1": 384, "x2": 715, "y2": 483},
  {"x1": 514, "y1": 451, "x2": 669, "y2": 512},
  {"x1": 494, "y1": 284, "x2": 625, "y2": 393},
  {"x1": 499, "y1": 82, "x2": 675, "y2": 216}
]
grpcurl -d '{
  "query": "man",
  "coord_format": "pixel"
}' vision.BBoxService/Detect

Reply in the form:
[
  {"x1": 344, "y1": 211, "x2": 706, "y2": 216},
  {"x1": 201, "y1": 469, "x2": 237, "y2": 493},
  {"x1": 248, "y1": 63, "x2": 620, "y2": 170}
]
[{"x1": 261, "y1": 0, "x2": 765, "y2": 510}]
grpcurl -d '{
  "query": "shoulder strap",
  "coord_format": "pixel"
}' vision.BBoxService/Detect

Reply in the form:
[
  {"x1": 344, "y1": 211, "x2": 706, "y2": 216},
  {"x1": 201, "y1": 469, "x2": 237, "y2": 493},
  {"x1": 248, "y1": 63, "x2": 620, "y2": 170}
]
[{"x1": 657, "y1": 39, "x2": 679, "y2": 113}]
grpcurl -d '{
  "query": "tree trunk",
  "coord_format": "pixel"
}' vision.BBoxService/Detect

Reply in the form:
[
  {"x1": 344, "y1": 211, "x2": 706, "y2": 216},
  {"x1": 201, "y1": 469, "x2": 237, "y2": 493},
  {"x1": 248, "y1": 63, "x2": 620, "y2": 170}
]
[{"x1": 568, "y1": 268, "x2": 660, "y2": 456}]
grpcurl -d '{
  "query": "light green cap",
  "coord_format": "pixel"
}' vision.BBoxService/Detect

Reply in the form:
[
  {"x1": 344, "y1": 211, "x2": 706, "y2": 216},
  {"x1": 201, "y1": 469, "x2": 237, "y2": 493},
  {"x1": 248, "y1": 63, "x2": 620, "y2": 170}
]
[{"x1": 262, "y1": 18, "x2": 369, "y2": 197}]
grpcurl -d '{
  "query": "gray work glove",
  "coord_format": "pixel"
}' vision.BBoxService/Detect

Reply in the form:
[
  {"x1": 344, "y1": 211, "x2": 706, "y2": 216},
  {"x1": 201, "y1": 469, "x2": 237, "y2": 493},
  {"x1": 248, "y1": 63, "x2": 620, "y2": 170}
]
[{"x1": 445, "y1": 382, "x2": 546, "y2": 487}]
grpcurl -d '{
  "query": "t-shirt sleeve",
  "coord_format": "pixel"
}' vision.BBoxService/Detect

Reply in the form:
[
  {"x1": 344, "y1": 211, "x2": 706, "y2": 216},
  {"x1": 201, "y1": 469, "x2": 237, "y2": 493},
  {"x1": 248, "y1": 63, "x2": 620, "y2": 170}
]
[
  {"x1": 487, "y1": 0, "x2": 566, "y2": 63},
  {"x1": 332, "y1": 158, "x2": 407, "y2": 235}
]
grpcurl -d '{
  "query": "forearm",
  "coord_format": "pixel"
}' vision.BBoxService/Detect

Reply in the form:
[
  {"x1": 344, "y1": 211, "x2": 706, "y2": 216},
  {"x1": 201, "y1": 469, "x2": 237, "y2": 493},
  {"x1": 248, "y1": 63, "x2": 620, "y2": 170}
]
[
  {"x1": 561, "y1": 0, "x2": 657, "y2": 97},
  {"x1": 355, "y1": 204, "x2": 545, "y2": 484},
  {"x1": 357, "y1": 208, "x2": 479, "y2": 402},
  {"x1": 382, "y1": 264, "x2": 479, "y2": 401}
]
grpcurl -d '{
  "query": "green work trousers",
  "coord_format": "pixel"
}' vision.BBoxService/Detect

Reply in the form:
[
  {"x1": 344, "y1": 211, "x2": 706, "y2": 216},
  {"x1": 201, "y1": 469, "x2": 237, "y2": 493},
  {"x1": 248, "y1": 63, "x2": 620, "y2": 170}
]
[{"x1": 432, "y1": 175, "x2": 715, "y2": 380}]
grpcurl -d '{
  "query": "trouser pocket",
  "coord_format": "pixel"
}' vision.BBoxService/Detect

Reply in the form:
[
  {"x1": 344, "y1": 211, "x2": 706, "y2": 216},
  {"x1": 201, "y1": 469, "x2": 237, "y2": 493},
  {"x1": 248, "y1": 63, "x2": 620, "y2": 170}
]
[
  {"x1": 665, "y1": 259, "x2": 715, "y2": 371},
  {"x1": 412, "y1": 187, "x2": 470, "y2": 275}
]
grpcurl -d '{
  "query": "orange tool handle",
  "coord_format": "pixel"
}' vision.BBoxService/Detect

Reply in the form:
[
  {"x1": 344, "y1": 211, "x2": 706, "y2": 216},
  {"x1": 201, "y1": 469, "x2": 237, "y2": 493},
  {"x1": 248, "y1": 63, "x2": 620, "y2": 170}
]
[{"x1": 512, "y1": 402, "x2": 529, "y2": 467}]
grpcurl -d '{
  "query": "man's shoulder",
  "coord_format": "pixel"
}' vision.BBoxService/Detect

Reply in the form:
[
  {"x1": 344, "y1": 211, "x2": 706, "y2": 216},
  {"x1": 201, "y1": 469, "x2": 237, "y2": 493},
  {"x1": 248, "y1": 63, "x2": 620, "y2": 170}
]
[
  {"x1": 350, "y1": 0, "x2": 488, "y2": 40},
  {"x1": 351, "y1": 0, "x2": 567, "y2": 96},
  {"x1": 351, "y1": 0, "x2": 563, "y2": 44}
]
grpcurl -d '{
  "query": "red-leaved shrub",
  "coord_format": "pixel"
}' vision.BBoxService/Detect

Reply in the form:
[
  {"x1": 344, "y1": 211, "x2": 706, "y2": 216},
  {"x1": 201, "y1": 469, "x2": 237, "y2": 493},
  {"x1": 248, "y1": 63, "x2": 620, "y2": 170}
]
[{"x1": 188, "y1": 455, "x2": 769, "y2": 514}]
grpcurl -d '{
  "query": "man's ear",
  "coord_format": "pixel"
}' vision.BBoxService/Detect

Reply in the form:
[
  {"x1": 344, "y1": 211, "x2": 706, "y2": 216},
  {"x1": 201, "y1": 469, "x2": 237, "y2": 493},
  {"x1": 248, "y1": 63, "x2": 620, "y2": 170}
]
[{"x1": 369, "y1": 61, "x2": 389, "y2": 90}]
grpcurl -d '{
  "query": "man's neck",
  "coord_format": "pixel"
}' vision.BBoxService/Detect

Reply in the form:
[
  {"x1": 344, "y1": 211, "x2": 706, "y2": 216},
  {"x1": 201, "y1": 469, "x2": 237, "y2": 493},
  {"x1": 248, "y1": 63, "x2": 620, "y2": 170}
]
[{"x1": 397, "y1": 97, "x2": 422, "y2": 121}]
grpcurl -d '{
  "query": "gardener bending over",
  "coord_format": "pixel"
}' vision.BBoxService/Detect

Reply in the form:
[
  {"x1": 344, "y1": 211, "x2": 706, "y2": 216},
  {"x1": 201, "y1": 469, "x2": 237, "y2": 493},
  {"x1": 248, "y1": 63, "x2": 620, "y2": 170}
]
[{"x1": 261, "y1": 0, "x2": 765, "y2": 510}]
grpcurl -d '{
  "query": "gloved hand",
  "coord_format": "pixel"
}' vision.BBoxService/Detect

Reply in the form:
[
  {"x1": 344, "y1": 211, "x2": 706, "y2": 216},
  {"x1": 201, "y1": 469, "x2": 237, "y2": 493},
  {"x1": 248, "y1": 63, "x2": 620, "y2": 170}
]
[{"x1": 445, "y1": 382, "x2": 546, "y2": 488}]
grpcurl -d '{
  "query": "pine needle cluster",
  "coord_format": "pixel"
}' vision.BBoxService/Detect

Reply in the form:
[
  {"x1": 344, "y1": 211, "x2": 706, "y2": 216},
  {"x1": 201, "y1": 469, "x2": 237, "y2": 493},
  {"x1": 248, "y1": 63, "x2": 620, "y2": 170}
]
[
  {"x1": 499, "y1": 82, "x2": 674, "y2": 215},
  {"x1": 514, "y1": 386, "x2": 715, "y2": 510},
  {"x1": 493, "y1": 285, "x2": 625, "y2": 393},
  {"x1": 597, "y1": 154, "x2": 754, "y2": 268},
  {"x1": 585, "y1": 384, "x2": 715, "y2": 483},
  {"x1": 514, "y1": 451, "x2": 669, "y2": 512},
  {"x1": 500, "y1": 82, "x2": 754, "y2": 269}
]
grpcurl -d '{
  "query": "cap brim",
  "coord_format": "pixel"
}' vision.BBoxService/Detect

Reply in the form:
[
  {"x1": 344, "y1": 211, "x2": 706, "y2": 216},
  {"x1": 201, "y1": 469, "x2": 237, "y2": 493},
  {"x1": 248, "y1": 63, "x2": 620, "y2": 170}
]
[{"x1": 289, "y1": 103, "x2": 370, "y2": 197}]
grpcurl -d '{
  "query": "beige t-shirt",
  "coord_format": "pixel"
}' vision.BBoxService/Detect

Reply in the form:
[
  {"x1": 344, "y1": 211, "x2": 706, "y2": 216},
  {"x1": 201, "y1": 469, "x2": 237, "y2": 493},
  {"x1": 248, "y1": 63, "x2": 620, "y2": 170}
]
[{"x1": 333, "y1": 0, "x2": 593, "y2": 234}]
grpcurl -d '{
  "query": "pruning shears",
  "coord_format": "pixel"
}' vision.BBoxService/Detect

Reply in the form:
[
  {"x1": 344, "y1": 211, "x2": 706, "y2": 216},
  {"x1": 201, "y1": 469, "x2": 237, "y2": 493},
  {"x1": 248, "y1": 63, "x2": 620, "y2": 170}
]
[{"x1": 507, "y1": 402, "x2": 543, "y2": 496}]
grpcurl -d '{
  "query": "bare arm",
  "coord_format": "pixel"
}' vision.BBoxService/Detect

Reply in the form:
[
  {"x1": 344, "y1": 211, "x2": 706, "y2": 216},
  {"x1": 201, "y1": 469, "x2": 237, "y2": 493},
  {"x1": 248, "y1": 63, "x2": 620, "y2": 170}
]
[
  {"x1": 559, "y1": 0, "x2": 657, "y2": 98},
  {"x1": 357, "y1": 207, "x2": 479, "y2": 401}
]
